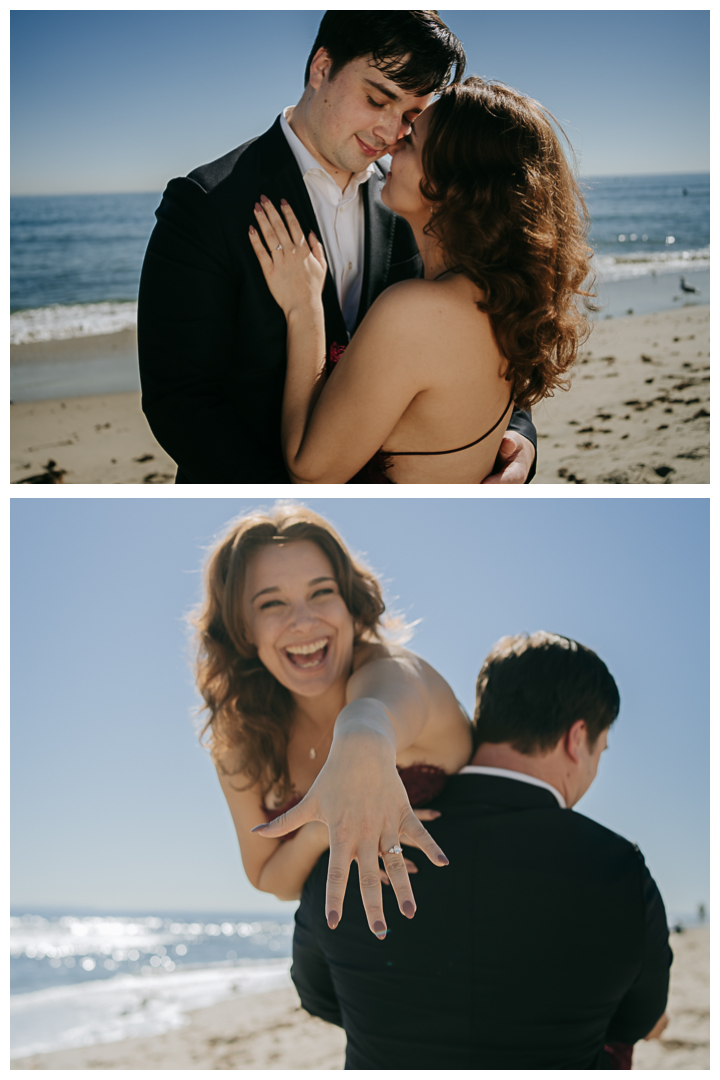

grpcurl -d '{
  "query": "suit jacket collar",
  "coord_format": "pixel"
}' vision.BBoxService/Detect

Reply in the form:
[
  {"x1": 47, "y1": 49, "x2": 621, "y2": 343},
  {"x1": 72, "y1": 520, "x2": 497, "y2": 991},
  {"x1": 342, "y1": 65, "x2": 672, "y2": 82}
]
[
  {"x1": 359, "y1": 163, "x2": 396, "y2": 320},
  {"x1": 257, "y1": 119, "x2": 398, "y2": 335},
  {"x1": 439, "y1": 773, "x2": 565, "y2": 812},
  {"x1": 257, "y1": 116, "x2": 348, "y2": 345}
]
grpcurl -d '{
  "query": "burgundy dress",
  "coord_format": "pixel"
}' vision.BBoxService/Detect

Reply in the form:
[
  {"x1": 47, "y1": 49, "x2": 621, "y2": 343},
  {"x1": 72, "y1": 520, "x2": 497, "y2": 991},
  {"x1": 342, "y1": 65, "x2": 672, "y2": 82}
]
[{"x1": 327, "y1": 343, "x2": 512, "y2": 484}]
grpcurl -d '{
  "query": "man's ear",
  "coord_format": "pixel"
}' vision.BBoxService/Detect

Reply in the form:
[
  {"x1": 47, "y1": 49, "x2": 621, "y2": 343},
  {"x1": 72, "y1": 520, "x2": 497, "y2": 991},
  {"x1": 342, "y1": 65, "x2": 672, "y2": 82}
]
[
  {"x1": 564, "y1": 719, "x2": 588, "y2": 764},
  {"x1": 308, "y1": 47, "x2": 333, "y2": 90}
]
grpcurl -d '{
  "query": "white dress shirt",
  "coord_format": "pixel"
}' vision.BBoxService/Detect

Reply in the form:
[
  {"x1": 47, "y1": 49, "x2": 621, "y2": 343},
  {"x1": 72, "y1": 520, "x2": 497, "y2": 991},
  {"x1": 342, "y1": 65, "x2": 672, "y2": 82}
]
[
  {"x1": 458, "y1": 765, "x2": 567, "y2": 808},
  {"x1": 281, "y1": 108, "x2": 380, "y2": 332}
]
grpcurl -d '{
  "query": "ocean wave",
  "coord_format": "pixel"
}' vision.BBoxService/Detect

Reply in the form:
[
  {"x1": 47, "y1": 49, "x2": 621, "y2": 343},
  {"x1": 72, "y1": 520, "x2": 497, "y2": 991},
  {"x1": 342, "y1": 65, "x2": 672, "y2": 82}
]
[
  {"x1": 10, "y1": 302, "x2": 137, "y2": 345},
  {"x1": 594, "y1": 247, "x2": 710, "y2": 283},
  {"x1": 11, "y1": 912, "x2": 292, "y2": 963},
  {"x1": 10, "y1": 958, "x2": 292, "y2": 1059}
]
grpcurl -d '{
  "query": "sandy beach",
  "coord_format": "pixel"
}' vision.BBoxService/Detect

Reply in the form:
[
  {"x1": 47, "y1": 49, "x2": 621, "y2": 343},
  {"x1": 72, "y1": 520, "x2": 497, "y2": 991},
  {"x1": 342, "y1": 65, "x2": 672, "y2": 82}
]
[
  {"x1": 534, "y1": 304, "x2": 709, "y2": 484},
  {"x1": 10, "y1": 926, "x2": 708, "y2": 1070},
  {"x1": 10, "y1": 304, "x2": 708, "y2": 485},
  {"x1": 10, "y1": 392, "x2": 176, "y2": 485}
]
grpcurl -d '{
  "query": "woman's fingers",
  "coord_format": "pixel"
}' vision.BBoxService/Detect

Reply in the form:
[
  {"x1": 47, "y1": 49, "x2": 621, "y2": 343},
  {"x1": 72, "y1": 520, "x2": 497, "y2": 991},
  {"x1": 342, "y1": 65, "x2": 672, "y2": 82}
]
[
  {"x1": 253, "y1": 201, "x2": 283, "y2": 254},
  {"x1": 414, "y1": 809, "x2": 441, "y2": 822},
  {"x1": 278, "y1": 199, "x2": 307, "y2": 248},
  {"x1": 398, "y1": 808, "x2": 450, "y2": 867},
  {"x1": 325, "y1": 835, "x2": 353, "y2": 930},
  {"x1": 250, "y1": 797, "x2": 315, "y2": 838},
  {"x1": 380, "y1": 842, "x2": 417, "y2": 920},
  {"x1": 379, "y1": 857, "x2": 417, "y2": 886},
  {"x1": 252, "y1": 196, "x2": 323, "y2": 269},
  {"x1": 356, "y1": 842, "x2": 389, "y2": 938},
  {"x1": 248, "y1": 225, "x2": 273, "y2": 275},
  {"x1": 257, "y1": 195, "x2": 294, "y2": 250}
]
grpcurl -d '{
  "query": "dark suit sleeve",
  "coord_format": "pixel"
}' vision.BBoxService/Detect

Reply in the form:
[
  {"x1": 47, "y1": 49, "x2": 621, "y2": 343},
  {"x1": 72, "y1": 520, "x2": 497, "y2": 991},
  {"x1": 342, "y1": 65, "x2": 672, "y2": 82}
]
[
  {"x1": 137, "y1": 177, "x2": 286, "y2": 483},
  {"x1": 604, "y1": 855, "x2": 673, "y2": 1044},
  {"x1": 505, "y1": 407, "x2": 537, "y2": 483},
  {"x1": 291, "y1": 865, "x2": 344, "y2": 1028}
]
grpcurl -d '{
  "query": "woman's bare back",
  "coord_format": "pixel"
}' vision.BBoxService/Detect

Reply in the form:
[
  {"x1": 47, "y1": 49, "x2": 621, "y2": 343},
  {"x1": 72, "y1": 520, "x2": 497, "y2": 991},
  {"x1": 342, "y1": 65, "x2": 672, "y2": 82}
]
[{"x1": 348, "y1": 273, "x2": 513, "y2": 483}]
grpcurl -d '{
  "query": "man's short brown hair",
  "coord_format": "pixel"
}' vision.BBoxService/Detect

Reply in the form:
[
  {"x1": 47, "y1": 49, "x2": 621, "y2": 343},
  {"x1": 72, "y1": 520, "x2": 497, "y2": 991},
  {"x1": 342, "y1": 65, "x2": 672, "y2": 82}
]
[
  {"x1": 474, "y1": 631, "x2": 620, "y2": 754},
  {"x1": 304, "y1": 10, "x2": 465, "y2": 95}
]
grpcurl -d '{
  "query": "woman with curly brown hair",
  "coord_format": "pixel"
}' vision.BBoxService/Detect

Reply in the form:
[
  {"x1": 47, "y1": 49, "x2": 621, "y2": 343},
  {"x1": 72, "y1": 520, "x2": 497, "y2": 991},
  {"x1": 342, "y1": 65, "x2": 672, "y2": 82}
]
[
  {"x1": 249, "y1": 77, "x2": 594, "y2": 483},
  {"x1": 194, "y1": 503, "x2": 472, "y2": 937}
]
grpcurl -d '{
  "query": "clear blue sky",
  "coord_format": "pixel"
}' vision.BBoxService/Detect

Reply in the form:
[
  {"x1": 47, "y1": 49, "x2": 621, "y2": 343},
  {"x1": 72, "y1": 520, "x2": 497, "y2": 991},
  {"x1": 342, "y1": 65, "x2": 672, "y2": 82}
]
[
  {"x1": 11, "y1": 9, "x2": 709, "y2": 195},
  {"x1": 11, "y1": 496, "x2": 708, "y2": 920}
]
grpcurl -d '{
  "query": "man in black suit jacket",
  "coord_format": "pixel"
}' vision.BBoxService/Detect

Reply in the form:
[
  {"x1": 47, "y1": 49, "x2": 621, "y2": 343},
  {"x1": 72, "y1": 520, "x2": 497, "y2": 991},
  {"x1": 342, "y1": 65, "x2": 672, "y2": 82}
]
[
  {"x1": 292, "y1": 632, "x2": 672, "y2": 1070},
  {"x1": 137, "y1": 11, "x2": 537, "y2": 484}
]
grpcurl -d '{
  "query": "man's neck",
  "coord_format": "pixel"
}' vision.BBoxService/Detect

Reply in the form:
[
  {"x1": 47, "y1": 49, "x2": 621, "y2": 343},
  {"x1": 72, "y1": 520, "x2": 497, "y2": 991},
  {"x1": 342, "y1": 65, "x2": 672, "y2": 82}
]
[
  {"x1": 471, "y1": 742, "x2": 574, "y2": 806},
  {"x1": 286, "y1": 102, "x2": 353, "y2": 193}
]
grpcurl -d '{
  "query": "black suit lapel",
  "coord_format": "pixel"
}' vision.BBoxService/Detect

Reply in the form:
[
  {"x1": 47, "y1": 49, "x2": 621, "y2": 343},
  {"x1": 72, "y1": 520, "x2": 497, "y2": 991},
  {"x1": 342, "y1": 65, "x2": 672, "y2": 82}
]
[
  {"x1": 257, "y1": 117, "x2": 347, "y2": 348},
  {"x1": 358, "y1": 168, "x2": 396, "y2": 321}
]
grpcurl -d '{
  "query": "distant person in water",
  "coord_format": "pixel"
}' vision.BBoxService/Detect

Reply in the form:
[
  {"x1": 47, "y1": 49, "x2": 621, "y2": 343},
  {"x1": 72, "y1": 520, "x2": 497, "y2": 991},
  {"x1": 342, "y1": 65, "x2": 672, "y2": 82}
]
[
  {"x1": 292, "y1": 631, "x2": 672, "y2": 1070},
  {"x1": 138, "y1": 10, "x2": 538, "y2": 483}
]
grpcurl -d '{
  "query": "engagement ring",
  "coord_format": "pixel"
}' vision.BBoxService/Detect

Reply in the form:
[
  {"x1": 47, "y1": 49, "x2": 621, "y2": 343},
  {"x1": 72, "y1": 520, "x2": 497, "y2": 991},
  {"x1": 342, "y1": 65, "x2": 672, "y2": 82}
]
[{"x1": 384, "y1": 845, "x2": 402, "y2": 856}]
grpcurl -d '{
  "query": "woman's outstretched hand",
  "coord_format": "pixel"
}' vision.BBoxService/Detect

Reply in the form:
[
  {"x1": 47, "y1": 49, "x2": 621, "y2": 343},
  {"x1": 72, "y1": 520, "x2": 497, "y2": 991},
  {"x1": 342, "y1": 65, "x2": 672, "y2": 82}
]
[
  {"x1": 249, "y1": 196, "x2": 326, "y2": 318},
  {"x1": 251, "y1": 701, "x2": 450, "y2": 938}
]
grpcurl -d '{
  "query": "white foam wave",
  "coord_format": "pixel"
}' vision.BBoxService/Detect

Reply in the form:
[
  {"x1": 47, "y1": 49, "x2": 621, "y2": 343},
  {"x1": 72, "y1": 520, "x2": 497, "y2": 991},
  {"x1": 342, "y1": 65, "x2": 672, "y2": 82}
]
[
  {"x1": 595, "y1": 246, "x2": 709, "y2": 283},
  {"x1": 11, "y1": 958, "x2": 292, "y2": 1059},
  {"x1": 10, "y1": 302, "x2": 137, "y2": 345}
]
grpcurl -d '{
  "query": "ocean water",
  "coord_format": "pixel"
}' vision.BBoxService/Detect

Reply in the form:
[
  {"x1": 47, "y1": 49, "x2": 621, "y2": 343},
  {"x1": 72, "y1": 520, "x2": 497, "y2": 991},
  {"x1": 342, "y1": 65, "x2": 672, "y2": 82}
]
[
  {"x1": 8, "y1": 174, "x2": 709, "y2": 400},
  {"x1": 583, "y1": 173, "x2": 709, "y2": 318},
  {"x1": 10, "y1": 907, "x2": 296, "y2": 1059},
  {"x1": 10, "y1": 192, "x2": 159, "y2": 317},
  {"x1": 586, "y1": 173, "x2": 709, "y2": 282},
  {"x1": 10, "y1": 174, "x2": 709, "y2": 336}
]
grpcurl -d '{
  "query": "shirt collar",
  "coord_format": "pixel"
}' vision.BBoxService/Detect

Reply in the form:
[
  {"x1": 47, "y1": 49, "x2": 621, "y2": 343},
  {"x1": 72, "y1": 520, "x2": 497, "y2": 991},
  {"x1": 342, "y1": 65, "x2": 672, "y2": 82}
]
[
  {"x1": 280, "y1": 108, "x2": 379, "y2": 195},
  {"x1": 458, "y1": 765, "x2": 567, "y2": 809}
]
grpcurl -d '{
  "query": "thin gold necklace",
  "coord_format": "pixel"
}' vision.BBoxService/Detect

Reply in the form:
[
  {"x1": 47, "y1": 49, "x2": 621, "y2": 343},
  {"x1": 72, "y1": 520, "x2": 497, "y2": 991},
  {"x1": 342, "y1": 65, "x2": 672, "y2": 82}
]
[{"x1": 306, "y1": 718, "x2": 336, "y2": 761}]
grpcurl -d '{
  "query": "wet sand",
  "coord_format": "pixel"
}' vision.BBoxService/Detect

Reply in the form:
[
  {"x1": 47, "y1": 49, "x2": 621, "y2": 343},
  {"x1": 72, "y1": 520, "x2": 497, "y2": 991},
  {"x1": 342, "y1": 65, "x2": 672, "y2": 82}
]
[
  {"x1": 11, "y1": 329, "x2": 140, "y2": 402},
  {"x1": 10, "y1": 927, "x2": 708, "y2": 1070}
]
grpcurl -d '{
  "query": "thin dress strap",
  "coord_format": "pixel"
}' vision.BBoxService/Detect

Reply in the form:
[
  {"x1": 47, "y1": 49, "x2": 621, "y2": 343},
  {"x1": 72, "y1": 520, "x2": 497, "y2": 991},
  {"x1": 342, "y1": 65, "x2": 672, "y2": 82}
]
[{"x1": 387, "y1": 396, "x2": 513, "y2": 457}]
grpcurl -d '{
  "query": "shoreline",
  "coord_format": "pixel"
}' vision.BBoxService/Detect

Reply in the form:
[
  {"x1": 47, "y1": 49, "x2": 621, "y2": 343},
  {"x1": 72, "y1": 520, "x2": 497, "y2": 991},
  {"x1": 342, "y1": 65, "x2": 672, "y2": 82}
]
[
  {"x1": 10, "y1": 306, "x2": 709, "y2": 485},
  {"x1": 10, "y1": 927, "x2": 709, "y2": 1070}
]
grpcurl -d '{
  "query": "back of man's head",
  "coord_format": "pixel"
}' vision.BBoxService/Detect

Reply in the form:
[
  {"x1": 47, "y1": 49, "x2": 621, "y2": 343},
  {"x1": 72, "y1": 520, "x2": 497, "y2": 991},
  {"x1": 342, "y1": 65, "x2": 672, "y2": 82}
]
[
  {"x1": 304, "y1": 10, "x2": 466, "y2": 94},
  {"x1": 474, "y1": 631, "x2": 620, "y2": 753}
]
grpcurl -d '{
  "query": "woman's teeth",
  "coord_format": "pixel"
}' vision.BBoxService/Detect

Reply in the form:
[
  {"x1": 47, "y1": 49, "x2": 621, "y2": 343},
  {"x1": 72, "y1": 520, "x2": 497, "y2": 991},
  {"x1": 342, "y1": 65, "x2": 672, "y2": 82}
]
[{"x1": 285, "y1": 639, "x2": 329, "y2": 669}]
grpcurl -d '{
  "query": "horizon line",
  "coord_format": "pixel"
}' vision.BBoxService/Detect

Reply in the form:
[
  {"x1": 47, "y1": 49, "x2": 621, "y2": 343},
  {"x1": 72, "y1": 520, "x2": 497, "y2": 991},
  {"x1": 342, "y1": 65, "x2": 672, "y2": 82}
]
[{"x1": 10, "y1": 169, "x2": 711, "y2": 200}]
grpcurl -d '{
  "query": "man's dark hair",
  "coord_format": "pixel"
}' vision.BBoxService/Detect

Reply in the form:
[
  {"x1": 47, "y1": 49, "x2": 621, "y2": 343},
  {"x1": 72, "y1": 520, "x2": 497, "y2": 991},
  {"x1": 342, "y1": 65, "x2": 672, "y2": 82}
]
[
  {"x1": 474, "y1": 632, "x2": 620, "y2": 754},
  {"x1": 303, "y1": 10, "x2": 466, "y2": 95}
]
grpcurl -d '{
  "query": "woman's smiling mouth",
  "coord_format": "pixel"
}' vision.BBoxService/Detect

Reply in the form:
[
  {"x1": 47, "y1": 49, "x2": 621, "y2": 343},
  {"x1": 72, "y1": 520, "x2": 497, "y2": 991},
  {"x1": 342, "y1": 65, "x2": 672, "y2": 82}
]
[{"x1": 285, "y1": 638, "x2": 330, "y2": 669}]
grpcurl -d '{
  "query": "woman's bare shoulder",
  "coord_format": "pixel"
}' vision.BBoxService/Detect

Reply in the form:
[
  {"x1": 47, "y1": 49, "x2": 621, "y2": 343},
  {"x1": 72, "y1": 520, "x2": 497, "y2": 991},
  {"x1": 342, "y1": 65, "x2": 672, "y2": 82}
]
[
  {"x1": 353, "y1": 639, "x2": 420, "y2": 671},
  {"x1": 362, "y1": 276, "x2": 496, "y2": 356},
  {"x1": 368, "y1": 277, "x2": 448, "y2": 319}
]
